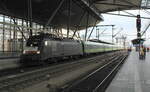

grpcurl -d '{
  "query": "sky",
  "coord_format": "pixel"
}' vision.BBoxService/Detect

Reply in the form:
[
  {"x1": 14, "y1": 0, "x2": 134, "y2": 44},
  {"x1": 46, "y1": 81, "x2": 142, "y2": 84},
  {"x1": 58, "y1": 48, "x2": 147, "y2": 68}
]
[{"x1": 80, "y1": 9, "x2": 150, "y2": 47}]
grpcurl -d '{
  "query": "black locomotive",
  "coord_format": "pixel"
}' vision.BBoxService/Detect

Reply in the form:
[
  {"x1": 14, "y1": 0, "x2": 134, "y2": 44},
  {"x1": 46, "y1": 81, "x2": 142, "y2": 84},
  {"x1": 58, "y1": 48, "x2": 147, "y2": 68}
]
[{"x1": 20, "y1": 33, "x2": 123, "y2": 65}]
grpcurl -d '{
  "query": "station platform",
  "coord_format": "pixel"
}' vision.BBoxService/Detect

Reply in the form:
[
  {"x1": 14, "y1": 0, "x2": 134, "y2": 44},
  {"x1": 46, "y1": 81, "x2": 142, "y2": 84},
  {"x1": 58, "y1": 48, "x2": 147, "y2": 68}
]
[
  {"x1": 0, "y1": 52, "x2": 20, "y2": 70},
  {"x1": 0, "y1": 52, "x2": 21, "y2": 59},
  {"x1": 106, "y1": 51, "x2": 150, "y2": 92}
]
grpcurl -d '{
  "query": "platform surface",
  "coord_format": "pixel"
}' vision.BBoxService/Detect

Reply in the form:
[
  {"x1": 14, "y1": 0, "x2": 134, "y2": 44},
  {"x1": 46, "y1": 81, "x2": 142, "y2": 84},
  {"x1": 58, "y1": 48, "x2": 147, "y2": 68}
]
[
  {"x1": 106, "y1": 51, "x2": 150, "y2": 92},
  {"x1": 0, "y1": 52, "x2": 20, "y2": 59}
]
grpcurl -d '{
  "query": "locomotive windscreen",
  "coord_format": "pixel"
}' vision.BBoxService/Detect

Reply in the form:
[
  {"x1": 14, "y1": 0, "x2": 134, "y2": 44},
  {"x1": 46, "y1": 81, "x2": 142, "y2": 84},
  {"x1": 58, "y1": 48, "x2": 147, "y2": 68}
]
[{"x1": 26, "y1": 35, "x2": 42, "y2": 47}]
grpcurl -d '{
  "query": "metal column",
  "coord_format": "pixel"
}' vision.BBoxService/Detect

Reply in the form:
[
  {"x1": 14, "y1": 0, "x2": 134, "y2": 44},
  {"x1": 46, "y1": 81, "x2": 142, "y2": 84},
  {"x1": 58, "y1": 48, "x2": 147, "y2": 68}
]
[
  {"x1": 87, "y1": 20, "x2": 98, "y2": 40},
  {"x1": 13, "y1": 18, "x2": 16, "y2": 52},
  {"x1": 2, "y1": 15, "x2": 5, "y2": 52},
  {"x1": 67, "y1": 0, "x2": 71, "y2": 38},
  {"x1": 9, "y1": 17, "x2": 12, "y2": 51},
  {"x1": 21, "y1": 19, "x2": 24, "y2": 52},
  {"x1": 28, "y1": 0, "x2": 33, "y2": 36},
  {"x1": 35, "y1": 23, "x2": 38, "y2": 35},
  {"x1": 112, "y1": 25, "x2": 114, "y2": 43},
  {"x1": 85, "y1": 12, "x2": 89, "y2": 41}
]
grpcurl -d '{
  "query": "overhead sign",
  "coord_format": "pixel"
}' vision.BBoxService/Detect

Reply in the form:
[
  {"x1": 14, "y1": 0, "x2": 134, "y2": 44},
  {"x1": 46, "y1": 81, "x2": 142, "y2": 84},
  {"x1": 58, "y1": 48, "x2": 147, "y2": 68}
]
[{"x1": 132, "y1": 38, "x2": 145, "y2": 45}]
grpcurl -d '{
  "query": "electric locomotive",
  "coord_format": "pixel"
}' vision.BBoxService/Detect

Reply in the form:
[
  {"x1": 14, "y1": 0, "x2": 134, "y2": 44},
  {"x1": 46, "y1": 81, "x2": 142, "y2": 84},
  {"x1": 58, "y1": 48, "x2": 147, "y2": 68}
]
[
  {"x1": 20, "y1": 33, "x2": 83, "y2": 65},
  {"x1": 20, "y1": 33, "x2": 123, "y2": 65}
]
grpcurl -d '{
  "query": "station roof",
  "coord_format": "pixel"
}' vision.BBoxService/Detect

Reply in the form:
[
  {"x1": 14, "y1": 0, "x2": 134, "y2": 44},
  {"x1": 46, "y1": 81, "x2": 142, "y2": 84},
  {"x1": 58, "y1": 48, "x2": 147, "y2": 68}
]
[
  {"x1": 0, "y1": 0, "x2": 148, "y2": 30},
  {"x1": 0, "y1": 0, "x2": 102, "y2": 30},
  {"x1": 93, "y1": 0, "x2": 142, "y2": 13}
]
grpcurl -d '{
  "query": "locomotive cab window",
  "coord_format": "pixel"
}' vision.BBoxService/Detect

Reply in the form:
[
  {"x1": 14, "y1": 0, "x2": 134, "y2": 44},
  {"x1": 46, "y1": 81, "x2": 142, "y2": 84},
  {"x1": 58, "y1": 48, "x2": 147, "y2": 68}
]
[{"x1": 26, "y1": 35, "x2": 42, "y2": 47}]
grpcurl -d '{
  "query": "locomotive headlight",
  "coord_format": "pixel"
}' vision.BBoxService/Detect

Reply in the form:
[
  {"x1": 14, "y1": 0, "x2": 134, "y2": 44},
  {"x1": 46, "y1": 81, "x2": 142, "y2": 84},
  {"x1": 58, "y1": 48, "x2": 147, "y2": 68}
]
[
  {"x1": 37, "y1": 51, "x2": 40, "y2": 54},
  {"x1": 23, "y1": 50, "x2": 26, "y2": 54},
  {"x1": 45, "y1": 41, "x2": 48, "y2": 46}
]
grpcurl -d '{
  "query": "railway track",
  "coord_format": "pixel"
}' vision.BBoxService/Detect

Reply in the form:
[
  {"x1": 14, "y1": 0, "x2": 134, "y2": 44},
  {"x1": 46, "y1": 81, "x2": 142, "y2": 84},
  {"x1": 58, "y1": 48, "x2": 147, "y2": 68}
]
[
  {"x1": 0, "y1": 51, "x2": 126, "y2": 92},
  {"x1": 62, "y1": 52, "x2": 128, "y2": 92},
  {"x1": 0, "y1": 52, "x2": 115, "y2": 77}
]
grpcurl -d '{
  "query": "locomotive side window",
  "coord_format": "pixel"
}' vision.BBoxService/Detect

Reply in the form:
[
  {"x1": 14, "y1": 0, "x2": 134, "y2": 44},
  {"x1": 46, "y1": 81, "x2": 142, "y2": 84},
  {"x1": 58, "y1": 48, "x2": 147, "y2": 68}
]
[{"x1": 26, "y1": 36, "x2": 42, "y2": 47}]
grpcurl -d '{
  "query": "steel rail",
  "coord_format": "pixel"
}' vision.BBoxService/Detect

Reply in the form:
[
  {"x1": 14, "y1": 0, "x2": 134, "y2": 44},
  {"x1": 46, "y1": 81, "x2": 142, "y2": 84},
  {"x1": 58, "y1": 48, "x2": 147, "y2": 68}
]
[{"x1": 93, "y1": 54, "x2": 128, "y2": 92}]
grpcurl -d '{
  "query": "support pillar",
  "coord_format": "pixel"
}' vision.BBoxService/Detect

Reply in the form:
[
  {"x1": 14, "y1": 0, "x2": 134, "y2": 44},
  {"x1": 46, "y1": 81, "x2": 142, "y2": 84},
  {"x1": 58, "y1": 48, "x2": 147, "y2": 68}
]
[
  {"x1": 67, "y1": 0, "x2": 71, "y2": 38},
  {"x1": 13, "y1": 18, "x2": 16, "y2": 52},
  {"x1": 9, "y1": 17, "x2": 12, "y2": 51},
  {"x1": 85, "y1": 12, "x2": 89, "y2": 41},
  {"x1": 28, "y1": 0, "x2": 33, "y2": 36},
  {"x1": 2, "y1": 15, "x2": 5, "y2": 52},
  {"x1": 21, "y1": 19, "x2": 24, "y2": 52},
  {"x1": 112, "y1": 25, "x2": 114, "y2": 43}
]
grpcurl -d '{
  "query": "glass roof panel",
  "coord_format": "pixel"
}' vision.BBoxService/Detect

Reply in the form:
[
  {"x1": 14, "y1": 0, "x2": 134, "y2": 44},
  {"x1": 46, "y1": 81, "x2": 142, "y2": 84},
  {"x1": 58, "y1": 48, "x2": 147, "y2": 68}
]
[{"x1": 141, "y1": 0, "x2": 150, "y2": 7}]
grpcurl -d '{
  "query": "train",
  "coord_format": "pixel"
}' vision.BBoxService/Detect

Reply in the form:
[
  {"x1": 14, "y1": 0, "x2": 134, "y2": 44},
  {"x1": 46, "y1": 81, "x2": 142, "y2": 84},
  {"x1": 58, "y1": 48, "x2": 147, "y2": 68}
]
[{"x1": 20, "y1": 33, "x2": 123, "y2": 65}]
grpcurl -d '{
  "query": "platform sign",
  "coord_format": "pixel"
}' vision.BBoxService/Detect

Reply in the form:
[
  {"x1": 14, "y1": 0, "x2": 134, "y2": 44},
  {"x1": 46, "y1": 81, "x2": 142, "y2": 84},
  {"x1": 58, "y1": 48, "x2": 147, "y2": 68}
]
[{"x1": 132, "y1": 38, "x2": 145, "y2": 45}]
